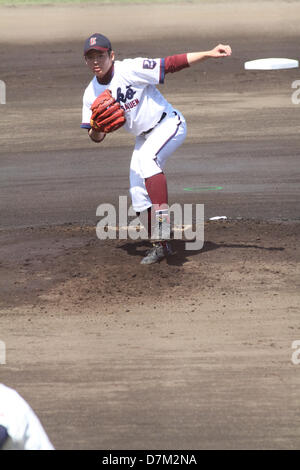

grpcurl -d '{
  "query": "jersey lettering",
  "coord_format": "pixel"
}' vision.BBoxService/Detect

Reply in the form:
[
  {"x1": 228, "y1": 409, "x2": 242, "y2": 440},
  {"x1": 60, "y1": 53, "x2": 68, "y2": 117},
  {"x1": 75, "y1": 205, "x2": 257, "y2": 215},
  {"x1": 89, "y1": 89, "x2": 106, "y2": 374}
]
[
  {"x1": 116, "y1": 85, "x2": 137, "y2": 104},
  {"x1": 121, "y1": 99, "x2": 140, "y2": 111}
]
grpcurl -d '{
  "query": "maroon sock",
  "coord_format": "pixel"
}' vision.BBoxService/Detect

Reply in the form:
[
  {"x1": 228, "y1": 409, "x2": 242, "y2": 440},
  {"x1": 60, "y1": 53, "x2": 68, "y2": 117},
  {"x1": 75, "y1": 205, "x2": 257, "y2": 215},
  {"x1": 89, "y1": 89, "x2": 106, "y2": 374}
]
[
  {"x1": 136, "y1": 208, "x2": 153, "y2": 238},
  {"x1": 145, "y1": 172, "x2": 168, "y2": 207},
  {"x1": 147, "y1": 207, "x2": 152, "y2": 238},
  {"x1": 145, "y1": 172, "x2": 169, "y2": 238}
]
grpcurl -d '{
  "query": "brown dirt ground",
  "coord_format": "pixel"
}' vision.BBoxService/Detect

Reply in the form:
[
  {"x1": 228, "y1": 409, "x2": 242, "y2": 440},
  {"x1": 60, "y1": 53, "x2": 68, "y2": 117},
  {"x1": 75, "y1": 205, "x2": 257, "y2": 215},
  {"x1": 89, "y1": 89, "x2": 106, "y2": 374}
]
[{"x1": 0, "y1": 1, "x2": 300, "y2": 450}]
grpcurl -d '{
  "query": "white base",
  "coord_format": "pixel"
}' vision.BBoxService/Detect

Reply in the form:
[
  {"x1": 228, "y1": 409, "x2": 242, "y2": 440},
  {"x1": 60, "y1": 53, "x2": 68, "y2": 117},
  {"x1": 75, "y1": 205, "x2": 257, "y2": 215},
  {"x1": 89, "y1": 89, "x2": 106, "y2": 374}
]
[{"x1": 244, "y1": 58, "x2": 299, "y2": 70}]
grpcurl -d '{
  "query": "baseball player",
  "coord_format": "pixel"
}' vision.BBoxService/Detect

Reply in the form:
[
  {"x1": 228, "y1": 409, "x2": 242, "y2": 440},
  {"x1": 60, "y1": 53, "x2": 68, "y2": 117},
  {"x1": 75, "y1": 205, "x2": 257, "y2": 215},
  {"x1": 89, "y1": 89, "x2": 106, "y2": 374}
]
[
  {"x1": 81, "y1": 33, "x2": 231, "y2": 264},
  {"x1": 0, "y1": 383, "x2": 54, "y2": 450}
]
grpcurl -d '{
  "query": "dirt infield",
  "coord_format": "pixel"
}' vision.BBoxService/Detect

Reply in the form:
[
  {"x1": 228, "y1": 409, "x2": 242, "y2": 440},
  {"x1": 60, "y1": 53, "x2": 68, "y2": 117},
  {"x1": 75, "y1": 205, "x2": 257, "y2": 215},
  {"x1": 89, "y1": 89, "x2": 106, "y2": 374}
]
[{"x1": 1, "y1": 2, "x2": 300, "y2": 450}]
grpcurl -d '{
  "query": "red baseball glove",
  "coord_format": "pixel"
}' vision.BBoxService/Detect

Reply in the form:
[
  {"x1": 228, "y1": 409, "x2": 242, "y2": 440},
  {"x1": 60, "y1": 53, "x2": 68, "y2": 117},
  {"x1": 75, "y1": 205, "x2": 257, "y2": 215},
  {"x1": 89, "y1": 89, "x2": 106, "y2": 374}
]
[{"x1": 90, "y1": 89, "x2": 126, "y2": 133}]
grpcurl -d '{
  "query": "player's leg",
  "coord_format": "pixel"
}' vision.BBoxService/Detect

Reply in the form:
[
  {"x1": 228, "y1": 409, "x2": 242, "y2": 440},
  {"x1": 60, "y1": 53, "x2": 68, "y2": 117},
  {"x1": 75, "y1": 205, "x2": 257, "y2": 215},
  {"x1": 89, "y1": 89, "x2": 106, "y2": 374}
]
[
  {"x1": 141, "y1": 110, "x2": 187, "y2": 241},
  {"x1": 131, "y1": 110, "x2": 187, "y2": 264},
  {"x1": 149, "y1": 110, "x2": 187, "y2": 172},
  {"x1": 129, "y1": 137, "x2": 153, "y2": 240},
  {"x1": 129, "y1": 139, "x2": 167, "y2": 263}
]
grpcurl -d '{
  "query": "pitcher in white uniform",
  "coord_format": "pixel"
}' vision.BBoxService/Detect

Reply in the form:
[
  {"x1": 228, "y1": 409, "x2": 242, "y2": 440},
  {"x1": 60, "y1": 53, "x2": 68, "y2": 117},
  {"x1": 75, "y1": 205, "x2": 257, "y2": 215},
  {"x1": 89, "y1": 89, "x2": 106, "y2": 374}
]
[{"x1": 81, "y1": 33, "x2": 231, "y2": 264}]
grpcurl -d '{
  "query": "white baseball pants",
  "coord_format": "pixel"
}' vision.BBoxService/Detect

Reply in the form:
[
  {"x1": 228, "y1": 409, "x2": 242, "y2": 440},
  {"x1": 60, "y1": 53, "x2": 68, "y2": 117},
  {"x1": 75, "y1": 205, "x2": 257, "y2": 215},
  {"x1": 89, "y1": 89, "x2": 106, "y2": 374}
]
[{"x1": 129, "y1": 109, "x2": 187, "y2": 213}]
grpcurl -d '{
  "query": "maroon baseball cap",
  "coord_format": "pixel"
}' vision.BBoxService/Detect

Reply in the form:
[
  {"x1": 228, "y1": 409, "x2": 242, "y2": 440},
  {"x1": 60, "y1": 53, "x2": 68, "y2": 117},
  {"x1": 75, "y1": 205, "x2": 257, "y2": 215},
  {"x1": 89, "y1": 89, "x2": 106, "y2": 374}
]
[{"x1": 84, "y1": 33, "x2": 112, "y2": 55}]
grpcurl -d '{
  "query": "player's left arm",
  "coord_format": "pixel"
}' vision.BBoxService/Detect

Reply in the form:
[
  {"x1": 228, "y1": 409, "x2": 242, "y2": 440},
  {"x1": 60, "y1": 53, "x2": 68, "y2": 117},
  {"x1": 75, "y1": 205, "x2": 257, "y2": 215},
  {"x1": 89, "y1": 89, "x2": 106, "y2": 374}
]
[
  {"x1": 129, "y1": 44, "x2": 231, "y2": 84},
  {"x1": 163, "y1": 44, "x2": 231, "y2": 77},
  {"x1": 186, "y1": 44, "x2": 232, "y2": 65}
]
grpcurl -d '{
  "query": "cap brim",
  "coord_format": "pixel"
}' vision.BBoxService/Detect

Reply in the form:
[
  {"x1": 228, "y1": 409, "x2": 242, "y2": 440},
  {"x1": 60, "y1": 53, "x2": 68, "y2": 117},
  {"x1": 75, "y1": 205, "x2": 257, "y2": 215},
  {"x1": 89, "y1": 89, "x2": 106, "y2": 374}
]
[{"x1": 84, "y1": 46, "x2": 110, "y2": 55}]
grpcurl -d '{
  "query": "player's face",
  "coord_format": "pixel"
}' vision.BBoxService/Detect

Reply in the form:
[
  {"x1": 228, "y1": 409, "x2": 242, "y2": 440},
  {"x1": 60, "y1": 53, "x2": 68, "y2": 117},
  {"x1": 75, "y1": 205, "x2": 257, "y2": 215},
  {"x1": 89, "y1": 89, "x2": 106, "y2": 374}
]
[{"x1": 85, "y1": 50, "x2": 114, "y2": 78}]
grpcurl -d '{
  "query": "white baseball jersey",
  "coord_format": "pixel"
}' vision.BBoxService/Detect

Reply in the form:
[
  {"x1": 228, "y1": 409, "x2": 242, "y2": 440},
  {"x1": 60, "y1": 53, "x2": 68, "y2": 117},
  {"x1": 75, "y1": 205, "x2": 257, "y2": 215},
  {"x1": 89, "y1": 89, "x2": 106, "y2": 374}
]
[
  {"x1": 0, "y1": 384, "x2": 54, "y2": 450},
  {"x1": 81, "y1": 57, "x2": 173, "y2": 136}
]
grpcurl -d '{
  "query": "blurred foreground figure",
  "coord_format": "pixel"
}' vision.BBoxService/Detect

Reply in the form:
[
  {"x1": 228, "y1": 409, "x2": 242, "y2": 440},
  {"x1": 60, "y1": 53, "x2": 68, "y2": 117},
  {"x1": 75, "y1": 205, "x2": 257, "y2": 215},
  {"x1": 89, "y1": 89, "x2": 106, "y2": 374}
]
[{"x1": 0, "y1": 383, "x2": 54, "y2": 450}]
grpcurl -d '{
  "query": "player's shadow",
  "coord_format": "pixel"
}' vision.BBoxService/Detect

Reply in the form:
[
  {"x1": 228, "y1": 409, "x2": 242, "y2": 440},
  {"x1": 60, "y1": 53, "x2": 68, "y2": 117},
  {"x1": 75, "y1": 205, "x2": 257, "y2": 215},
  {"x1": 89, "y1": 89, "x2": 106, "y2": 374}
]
[
  {"x1": 118, "y1": 239, "x2": 284, "y2": 267},
  {"x1": 118, "y1": 239, "x2": 206, "y2": 266}
]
